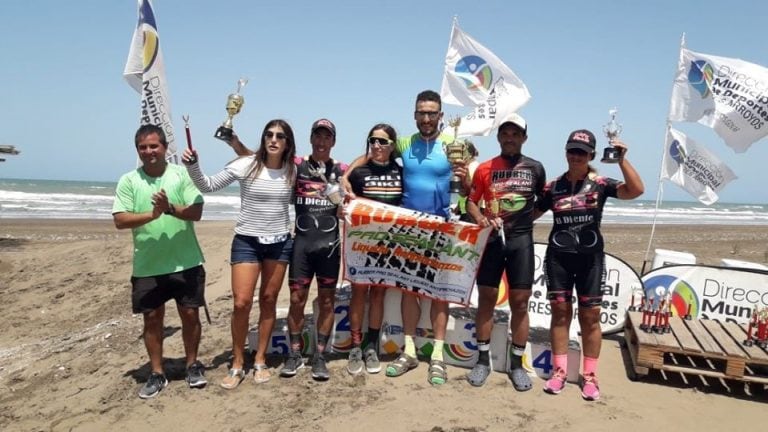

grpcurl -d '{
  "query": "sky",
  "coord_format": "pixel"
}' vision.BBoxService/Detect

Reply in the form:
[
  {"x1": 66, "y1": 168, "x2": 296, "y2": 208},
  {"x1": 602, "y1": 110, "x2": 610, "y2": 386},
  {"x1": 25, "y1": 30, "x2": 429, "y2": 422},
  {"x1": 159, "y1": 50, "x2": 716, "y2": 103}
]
[{"x1": 1, "y1": 0, "x2": 767, "y2": 204}]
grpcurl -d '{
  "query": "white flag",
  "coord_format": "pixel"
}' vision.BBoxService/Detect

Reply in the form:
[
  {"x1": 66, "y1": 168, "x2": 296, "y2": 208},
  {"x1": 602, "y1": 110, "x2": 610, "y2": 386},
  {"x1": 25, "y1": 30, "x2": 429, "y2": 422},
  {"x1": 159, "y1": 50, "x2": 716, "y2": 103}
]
[
  {"x1": 668, "y1": 46, "x2": 768, "y2": 153},
  {"x1": 454, "y1": 77, "x2": 522, "y2": 137},
  {"x1": 661, "y1": 127, "x2": 737, "y2": 205},
  {"x1": 440, "y1": 20, "x2": 530, "y2": 110},
  {"x1": 124, "y1": 0, "x2": 177, "y2": 161}
]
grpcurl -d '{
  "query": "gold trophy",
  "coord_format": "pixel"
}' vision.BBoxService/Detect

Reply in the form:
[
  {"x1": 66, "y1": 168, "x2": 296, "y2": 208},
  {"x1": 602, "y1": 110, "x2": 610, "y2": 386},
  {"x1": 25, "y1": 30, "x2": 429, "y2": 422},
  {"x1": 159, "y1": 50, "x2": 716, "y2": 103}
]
[
  {"x1": 443, "y1": 116, "x2": 469, "y2": 194},
  {"x1": 214, "y1": 77, "x2": 248, "y2": 142},
  {"x1": 601, "y1": 107, "x2": 623, "y2": 163}
]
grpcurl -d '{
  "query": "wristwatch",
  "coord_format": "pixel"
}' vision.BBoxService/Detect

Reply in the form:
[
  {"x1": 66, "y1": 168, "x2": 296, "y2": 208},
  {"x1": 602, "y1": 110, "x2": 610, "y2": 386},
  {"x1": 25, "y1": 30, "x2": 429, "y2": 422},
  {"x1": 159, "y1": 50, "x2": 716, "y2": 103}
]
[{"x1": 164, "y1": 204, "x2": 176, "y2": 215}]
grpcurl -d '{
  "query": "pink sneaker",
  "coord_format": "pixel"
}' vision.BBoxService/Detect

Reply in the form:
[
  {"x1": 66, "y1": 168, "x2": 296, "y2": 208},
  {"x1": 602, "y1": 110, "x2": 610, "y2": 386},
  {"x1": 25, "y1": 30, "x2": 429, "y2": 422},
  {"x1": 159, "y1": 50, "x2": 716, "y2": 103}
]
[
  {"x1": 543, "y1": 368, "x2": 567, "y2": 395},
  {"x1": 581, "y1": 373, "x2": 600, "y2": 401}
]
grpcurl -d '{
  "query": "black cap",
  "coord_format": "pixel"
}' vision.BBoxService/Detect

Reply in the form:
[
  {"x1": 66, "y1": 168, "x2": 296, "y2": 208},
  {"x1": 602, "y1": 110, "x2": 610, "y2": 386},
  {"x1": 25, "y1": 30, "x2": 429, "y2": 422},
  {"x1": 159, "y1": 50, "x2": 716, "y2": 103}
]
[
  {"x1": 565, "y1": 129, "x2": 596, "y2": 152},
  {"x1": 311, "y1": 118, "x2": 336, "y2": 137}
]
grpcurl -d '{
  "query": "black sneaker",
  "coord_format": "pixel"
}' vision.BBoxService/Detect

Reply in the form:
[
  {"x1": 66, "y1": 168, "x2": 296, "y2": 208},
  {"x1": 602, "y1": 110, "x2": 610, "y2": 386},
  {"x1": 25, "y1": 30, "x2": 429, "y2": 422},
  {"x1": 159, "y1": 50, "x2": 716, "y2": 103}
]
[
  {"x1": 311, "y1": 353, "x2": 330, "y2": 381},
  {"x1": 139, "y1": 372, "x2": 168, "y2": 399},
  {"x1": 185, "y1": 361, "x2": 207, "y2": 388},
  {"x1": 280, "y1": 351, "x2": 305, "y2": 377}
]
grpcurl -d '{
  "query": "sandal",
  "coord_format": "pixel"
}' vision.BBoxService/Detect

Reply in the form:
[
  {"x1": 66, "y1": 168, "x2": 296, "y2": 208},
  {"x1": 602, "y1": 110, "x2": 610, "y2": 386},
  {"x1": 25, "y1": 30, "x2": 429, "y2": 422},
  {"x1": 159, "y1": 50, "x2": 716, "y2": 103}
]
[
  {"x1": 428, "y1": 360, "x2": 447, "y2": 386},
  {"x1": 508, "y1": 367, "x2": 533, "y2": 392},
  {"x1": 220, "y1": 368, "x2": 245, "y2": 390},
  {"x1": 467, "y1": 363, "x2": 491, "y2": 387},
  {"x1": 253, "y1": 364, "x2": 271, "y2": 384},
  {"x1": 385, "y1": 353, "x2": 419, "y2": 377}
]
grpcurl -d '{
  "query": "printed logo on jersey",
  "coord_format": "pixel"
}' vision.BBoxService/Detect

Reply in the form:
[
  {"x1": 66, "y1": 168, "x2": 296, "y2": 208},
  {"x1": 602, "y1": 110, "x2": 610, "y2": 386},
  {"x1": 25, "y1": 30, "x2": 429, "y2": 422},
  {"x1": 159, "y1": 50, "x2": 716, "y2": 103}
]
[
  {"x1": 499, "y1": 193, "x2": 527, "y2": 213},
  {"x1": 643, "y1": 274, "x2": 699, "y2": 318},
  {"x1": 455, "y1": 55, "x2": 493, "y2": 91},
  {"x1": 688, "y1": 60, "x2": 714, "y2": 99}
]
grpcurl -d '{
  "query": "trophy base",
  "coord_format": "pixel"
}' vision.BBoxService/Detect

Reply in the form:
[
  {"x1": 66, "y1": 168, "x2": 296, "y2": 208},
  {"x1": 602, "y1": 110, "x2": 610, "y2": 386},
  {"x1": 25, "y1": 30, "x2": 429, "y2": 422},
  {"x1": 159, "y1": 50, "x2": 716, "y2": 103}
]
[
  {"x1": 600, "y1": 147, "x2": 622, "y2": 164},
  {"x1": 449, "y1": 178, "x2": 463, "y2": 194},
  {"x1": 214, "y1": 126, "x2": 234, "y2": 142}
]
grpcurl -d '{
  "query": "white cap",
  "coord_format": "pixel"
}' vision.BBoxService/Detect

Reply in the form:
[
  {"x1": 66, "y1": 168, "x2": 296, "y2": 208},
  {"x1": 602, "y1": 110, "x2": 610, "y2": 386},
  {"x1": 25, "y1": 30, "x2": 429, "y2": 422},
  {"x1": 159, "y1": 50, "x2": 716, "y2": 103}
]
[{"x1": 498, "y1": 113, "x2": 527, "y2": 133}]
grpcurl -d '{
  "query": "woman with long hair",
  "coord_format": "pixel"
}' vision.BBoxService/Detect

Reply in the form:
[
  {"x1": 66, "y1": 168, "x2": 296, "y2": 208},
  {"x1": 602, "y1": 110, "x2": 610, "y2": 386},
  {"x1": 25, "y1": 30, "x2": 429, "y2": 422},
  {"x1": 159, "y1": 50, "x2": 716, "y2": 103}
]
[
  {"x1": 535, "y1": 129, "x2": 643, "y2": 401},
  {"x1": 183, "y1": 119, "x2": 296, "y2": 388},
  {"x1": 344, "y1": 123, "x2": 403, "y2": 375}
]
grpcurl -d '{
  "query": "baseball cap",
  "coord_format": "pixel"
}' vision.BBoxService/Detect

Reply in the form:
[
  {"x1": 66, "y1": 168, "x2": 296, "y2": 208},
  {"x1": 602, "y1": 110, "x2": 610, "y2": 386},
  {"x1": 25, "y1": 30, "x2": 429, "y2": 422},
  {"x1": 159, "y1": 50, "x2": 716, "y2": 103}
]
[
  {"x1": 498, "y1": 113, "x2": 527, "y2": 134},
  {"x1": 311, "y1": 118, "x2": 336, "y2": 137},
  {"x1": 565, "y1": 129, "x2": 596, "y2": 152}
]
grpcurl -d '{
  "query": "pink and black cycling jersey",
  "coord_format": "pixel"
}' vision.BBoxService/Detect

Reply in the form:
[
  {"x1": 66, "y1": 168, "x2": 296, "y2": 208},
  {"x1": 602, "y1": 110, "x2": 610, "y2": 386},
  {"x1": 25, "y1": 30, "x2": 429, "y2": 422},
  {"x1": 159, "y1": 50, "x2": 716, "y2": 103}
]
[{"x1": 536, "y1": 172, "x2": 621, "y2": 254}]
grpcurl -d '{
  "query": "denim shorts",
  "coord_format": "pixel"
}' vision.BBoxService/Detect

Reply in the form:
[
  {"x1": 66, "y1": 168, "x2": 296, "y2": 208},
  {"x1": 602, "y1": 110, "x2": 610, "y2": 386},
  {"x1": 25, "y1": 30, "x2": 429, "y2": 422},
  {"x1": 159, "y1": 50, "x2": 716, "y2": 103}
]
[{"x1": 230, "y1": 234, "x2": 293, "y2": 264}]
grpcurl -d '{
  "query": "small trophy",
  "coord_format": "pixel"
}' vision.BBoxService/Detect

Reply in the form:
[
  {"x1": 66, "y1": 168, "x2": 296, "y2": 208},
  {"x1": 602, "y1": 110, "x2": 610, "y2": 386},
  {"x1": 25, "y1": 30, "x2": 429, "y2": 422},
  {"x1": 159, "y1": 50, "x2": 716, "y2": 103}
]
[
  {"x1": 214, "y1": 78, "x2": 248, "y2": 142},
  {"x1": 308, "y1": 166, "x2": 344, "y2": 205},
  {"x1": 601, "y1": 108, "x2": 623, "y2": 163},
  {"x1": 443, "y1": 116, "x2": 469, "y2": 194}
]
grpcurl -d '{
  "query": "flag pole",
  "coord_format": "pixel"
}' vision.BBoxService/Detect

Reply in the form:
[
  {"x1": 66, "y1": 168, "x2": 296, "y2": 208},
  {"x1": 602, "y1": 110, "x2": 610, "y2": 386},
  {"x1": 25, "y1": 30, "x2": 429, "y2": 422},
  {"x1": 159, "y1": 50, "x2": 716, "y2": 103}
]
[{"x1": 641, "y1": 33, "x2": 687, "y2": 274}]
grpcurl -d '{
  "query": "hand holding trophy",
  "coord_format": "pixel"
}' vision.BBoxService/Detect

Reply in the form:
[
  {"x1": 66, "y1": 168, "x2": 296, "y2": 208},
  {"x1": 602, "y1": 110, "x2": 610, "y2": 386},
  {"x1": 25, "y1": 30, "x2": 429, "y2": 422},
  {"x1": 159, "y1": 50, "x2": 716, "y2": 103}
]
[
  {"x1": 600, "y1": 108, "x2": 623, "y2": 163},
  {"x1": 214, "y1": 77, "x2": 248, "y2": 142}
]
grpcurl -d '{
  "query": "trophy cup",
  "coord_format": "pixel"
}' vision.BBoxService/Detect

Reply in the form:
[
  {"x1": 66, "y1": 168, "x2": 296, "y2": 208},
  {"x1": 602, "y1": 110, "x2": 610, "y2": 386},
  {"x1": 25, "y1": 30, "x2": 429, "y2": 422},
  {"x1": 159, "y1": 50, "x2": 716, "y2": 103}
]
[
  {"x1": 214, "y1": 78, "x2": 248, "y2": 142},
  {"x1": 443, "y1": 116, "x2": 469, "y2": 195},
  {"x1": 601, "y1": 108, "x2": 623, "y2": 163}
]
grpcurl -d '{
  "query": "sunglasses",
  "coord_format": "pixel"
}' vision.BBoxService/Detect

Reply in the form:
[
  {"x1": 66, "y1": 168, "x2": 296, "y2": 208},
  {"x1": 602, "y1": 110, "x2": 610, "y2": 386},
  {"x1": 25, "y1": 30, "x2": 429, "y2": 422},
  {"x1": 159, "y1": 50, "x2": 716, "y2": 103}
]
[
  {"x1": 367, "y1": 136, "x2": 393, "y2": 147},
  {"x1": 414, "y1": 110, "x2": 440, "y2": 120},
  {"x1": 566, "y1": 148, "x2": 590, "y2": 156},
  {"x1": 265, "y1": 131, "x2": 287, "y2": 140}
]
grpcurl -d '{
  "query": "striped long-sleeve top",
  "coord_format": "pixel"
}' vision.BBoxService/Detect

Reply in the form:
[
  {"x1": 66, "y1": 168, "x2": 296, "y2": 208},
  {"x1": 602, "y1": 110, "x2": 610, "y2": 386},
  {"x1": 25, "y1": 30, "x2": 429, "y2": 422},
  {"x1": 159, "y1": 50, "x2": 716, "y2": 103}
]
[{"x1": 186, "y1": 156, "x2": 293, "y2": 242}]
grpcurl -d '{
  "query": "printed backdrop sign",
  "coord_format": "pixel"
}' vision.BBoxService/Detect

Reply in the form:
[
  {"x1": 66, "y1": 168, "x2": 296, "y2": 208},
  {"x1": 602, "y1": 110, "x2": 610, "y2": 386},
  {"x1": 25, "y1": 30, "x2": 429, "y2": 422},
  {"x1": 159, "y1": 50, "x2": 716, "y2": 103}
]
[
  {"x1": 641, "y1": 265, "x2": 768, "y2": 323},
  {"x1": 343, "y1": 198, "x2": 491, "y2": 306},
  {"x1": 472, "y1": 243, "x2": 642, "y2": 336}
]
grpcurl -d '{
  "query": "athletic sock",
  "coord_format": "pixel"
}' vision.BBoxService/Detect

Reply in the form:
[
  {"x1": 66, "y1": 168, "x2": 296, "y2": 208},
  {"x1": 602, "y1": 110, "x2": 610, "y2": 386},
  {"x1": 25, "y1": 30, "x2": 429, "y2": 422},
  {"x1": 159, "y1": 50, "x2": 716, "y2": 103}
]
[
  {"x1": 554, "y1": 354, "x2": 568, "y2": 373},
  {"x1": 351, "y1": 329, "x2": 363, "y2": 347},
  {"x1": 431, "y1": 340, "x2": 445, "y2": 362},
  {"x1": 316, "y1": 333, "x2": 330, "y2": 355},
  {"x1": 366, "y1": 327, "x2": 380, "y2": 352},
  {"x1": 289, "y1": 333, "x2": 302, "y2": 353},
  {"x1": 477, "y1": 340, "x2": 491, "y2": 366},
  {"x1": 583, "y1": 356, "x2": 598, "y2": 376},
  {"x1": 509, "y1": 343, "x2": 526, "y2": 369},
  {"x1": 404, "y1": 335, "x2": 417, "y2": 358}
]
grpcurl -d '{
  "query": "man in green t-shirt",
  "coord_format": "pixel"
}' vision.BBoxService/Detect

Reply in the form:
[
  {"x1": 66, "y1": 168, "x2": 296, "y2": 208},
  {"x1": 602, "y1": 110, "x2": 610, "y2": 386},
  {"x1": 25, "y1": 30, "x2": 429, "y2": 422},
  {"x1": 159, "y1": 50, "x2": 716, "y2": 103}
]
[{"x1": 112, "y1": 124, "x2": 207, "y2": 399}]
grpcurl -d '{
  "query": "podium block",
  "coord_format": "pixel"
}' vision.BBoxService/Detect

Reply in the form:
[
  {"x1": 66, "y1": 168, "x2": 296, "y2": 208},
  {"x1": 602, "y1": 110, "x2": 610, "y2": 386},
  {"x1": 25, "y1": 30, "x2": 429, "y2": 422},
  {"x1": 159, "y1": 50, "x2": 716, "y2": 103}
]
[
  {"x1": 312, "y1": 283, "x2": 370, "y2": 353},
  {"x1": 521, "y1": 327, "x2": 581, "y2": 383},
  {"x1": 247, "y1": 314, "x2": 315, "y2": 356}
]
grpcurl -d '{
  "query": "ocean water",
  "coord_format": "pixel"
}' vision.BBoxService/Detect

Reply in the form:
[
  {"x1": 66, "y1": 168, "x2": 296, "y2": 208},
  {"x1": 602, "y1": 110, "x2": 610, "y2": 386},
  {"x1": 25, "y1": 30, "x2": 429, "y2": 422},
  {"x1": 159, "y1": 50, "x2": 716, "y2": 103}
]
[{"x1": 1, "y1": 177, "x2": 767, "y2": 225}]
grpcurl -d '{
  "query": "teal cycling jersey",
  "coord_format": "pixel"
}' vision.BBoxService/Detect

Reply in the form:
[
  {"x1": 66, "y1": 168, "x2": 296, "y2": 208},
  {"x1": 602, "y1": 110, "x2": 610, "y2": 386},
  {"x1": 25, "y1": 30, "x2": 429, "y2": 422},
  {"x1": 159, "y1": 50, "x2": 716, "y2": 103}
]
[{"x1": 395, "y1": 133, "x2": 452, "y2": 218}]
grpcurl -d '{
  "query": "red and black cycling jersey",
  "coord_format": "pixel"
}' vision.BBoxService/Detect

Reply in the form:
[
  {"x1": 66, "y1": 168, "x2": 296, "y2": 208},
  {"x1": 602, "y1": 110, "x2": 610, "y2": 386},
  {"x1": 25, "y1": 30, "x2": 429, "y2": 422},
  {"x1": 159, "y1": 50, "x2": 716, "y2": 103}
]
[
  {"x1": 536, "y1": 172, "x2": 621, "y2": 254},
  {"x1": 293, "y1": 156, "x2": 347, "y2": 239},
  {"x1": 469, "y1": 154, "x2": 546, "y2": 237}
]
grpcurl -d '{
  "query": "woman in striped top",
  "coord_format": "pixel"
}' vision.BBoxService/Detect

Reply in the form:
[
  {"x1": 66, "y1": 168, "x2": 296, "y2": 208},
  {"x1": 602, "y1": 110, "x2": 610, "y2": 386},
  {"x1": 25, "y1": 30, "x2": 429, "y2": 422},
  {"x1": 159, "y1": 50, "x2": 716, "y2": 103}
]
[{"x1": 183, "y1": 119, "x2": 296, "y2": 388}]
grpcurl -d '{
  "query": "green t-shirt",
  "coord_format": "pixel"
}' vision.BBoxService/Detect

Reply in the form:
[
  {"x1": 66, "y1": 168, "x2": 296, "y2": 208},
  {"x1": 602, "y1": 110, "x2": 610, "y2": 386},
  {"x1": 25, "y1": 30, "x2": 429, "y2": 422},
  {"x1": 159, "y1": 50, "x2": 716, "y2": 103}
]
[{"x1": 112, "y1": 164, "x2": 205, "y2": 277}]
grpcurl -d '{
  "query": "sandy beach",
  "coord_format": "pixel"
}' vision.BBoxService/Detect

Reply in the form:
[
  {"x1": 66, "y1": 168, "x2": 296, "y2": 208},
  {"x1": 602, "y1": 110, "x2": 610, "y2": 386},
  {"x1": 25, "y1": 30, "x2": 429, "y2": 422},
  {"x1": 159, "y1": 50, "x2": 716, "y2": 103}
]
[{"x1": 1, "y1": 219, "x2": 766, "y2": 432}]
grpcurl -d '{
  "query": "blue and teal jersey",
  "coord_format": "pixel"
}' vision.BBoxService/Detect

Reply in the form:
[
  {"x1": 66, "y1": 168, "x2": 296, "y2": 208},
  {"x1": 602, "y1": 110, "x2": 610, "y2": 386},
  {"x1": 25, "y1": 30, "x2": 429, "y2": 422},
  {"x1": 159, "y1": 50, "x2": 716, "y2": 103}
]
[{"x1": 395, "y1": 133, "x2": 452, "y2": 218}]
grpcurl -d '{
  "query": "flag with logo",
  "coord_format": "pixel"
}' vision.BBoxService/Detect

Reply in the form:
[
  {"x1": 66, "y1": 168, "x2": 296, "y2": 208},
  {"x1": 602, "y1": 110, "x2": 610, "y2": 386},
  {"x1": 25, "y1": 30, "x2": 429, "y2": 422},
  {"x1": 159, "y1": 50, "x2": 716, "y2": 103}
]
[
  {"x1": 124, "y1": 0, "x2": 177, "y2": 162},
  {"x1": 454, "y1": 78, "x2": 524, "y2": 136},
  {"x1": 661, "y1": 127, "x2": 737, "y2": 205},
  {"x1": 440, "y1": 19, "x2": 530, "y2": 115},
  {"x1": 668, "y1": 46, "x2": 768, "y2": 153}
]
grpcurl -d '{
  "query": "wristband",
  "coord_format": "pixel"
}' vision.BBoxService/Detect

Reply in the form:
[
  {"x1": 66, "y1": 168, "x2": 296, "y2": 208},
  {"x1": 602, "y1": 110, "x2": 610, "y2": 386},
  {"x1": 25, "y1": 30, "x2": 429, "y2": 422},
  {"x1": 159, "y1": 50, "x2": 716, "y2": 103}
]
[{"x1": 164, "y1": 204, "x2": 176, "y2": 215}]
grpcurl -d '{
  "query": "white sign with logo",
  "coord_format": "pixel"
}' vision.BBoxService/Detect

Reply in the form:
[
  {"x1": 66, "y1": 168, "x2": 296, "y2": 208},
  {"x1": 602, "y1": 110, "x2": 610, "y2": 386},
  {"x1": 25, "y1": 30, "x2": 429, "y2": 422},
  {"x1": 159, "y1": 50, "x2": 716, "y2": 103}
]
[{"x1": 641, "y1": 265, "x2": 768, "y2": 323}]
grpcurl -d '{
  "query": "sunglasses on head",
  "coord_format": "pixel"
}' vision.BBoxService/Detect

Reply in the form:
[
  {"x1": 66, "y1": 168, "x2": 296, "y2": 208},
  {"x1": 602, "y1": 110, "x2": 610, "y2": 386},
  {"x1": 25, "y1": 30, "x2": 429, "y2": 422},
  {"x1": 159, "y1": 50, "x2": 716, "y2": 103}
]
[
  {"x1": 367, "y1": 136, "x2": 393, "y2": 147},
  {"x1": 265, "y1": 131, "x2": 287, "y2": 140}
]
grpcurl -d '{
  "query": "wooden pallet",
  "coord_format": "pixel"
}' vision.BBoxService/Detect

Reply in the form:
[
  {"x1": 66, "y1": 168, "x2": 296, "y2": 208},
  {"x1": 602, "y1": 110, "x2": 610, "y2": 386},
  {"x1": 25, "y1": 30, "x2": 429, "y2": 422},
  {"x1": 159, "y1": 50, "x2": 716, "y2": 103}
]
[{"x1": 623, "y1": 311, "x2": 768, "y2": 386}]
